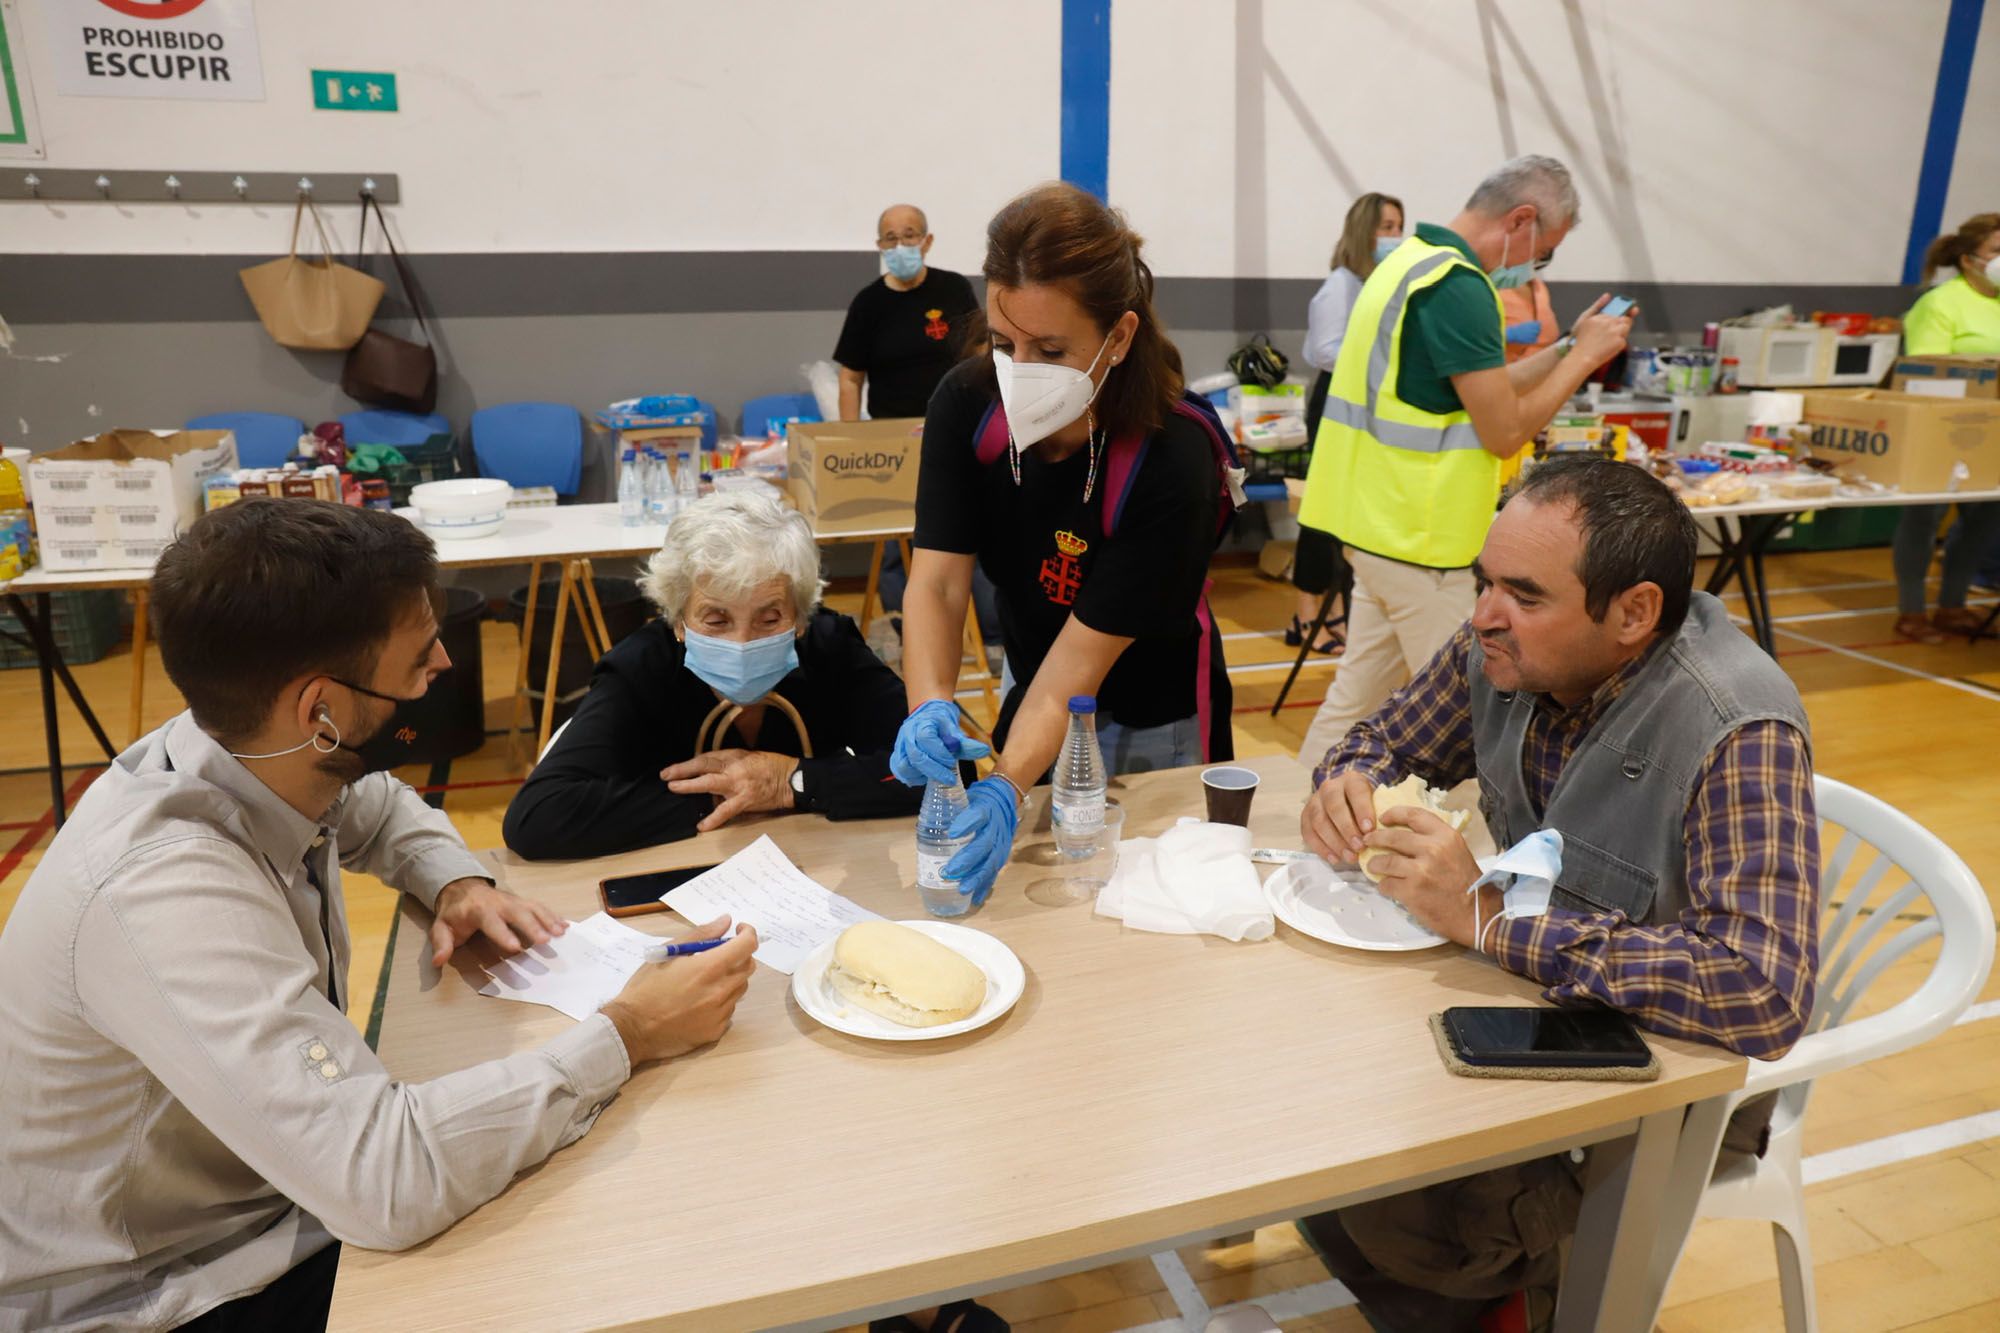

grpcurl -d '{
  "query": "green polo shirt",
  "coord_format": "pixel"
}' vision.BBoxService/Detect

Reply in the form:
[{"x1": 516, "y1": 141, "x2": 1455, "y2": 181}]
[{"x1": 1395, "y1": 222, "x2": 1508, "y2": 415}]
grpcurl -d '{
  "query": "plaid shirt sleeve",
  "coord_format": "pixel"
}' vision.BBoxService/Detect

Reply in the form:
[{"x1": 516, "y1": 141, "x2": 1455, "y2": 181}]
[
  {"x1": 1491, "y1": 719, "x2": 1819, "y2": 1058},
  {"x1": 1312, "y1": 625, "x2": 1480, "y2": 791}
]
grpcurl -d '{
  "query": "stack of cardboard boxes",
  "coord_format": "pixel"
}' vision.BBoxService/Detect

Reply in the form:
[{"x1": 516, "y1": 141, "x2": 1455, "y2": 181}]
[{"x1": 1801, "y1": 357, "x2": 2000, "y2": 495}]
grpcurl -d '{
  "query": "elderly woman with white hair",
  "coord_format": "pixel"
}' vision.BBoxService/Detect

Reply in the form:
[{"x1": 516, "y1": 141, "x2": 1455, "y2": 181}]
[{"x1": 503, "y1": 491, "x2": 918, "y2": 861}]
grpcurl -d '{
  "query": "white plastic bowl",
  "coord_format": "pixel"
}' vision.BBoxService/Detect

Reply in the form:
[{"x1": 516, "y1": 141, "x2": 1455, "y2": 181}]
[{"x1": 410, "y1": 478, "x2": 511, "y2": 540}]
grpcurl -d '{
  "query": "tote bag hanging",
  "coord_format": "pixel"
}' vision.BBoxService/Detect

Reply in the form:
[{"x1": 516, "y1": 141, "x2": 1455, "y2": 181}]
[
  {"x1": 238, "y1": 198, "x2": 385, "y2": 351},
  {"x1": 340, "y1": 195, "x2": 439, "y2": 413}
]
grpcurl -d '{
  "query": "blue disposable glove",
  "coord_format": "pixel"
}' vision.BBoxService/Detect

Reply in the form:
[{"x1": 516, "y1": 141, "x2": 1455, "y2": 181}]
[
  {"x1": 942, "y1": 776, "x2": 1020, "y2": 906},
  {"x1": 890, "y1": 699, "x2": 990, "y2": 787},
  {"x1": 1505, "y1": 319, "x2": 1543, "y2": 345}
]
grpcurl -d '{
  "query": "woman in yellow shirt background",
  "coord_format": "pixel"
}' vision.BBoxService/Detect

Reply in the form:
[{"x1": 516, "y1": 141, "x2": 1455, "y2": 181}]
[{"x1": 1892, "y1": 212, "x2": 2000, "y2": 643}]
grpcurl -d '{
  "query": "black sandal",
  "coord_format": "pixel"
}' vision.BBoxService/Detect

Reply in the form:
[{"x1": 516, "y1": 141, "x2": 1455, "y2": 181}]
[{"x1": 869, "y1": 1301, "x2": 1009, "y2": 1333}]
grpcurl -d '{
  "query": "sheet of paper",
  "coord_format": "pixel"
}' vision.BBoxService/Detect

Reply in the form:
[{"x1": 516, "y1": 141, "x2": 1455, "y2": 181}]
[
  {"x1": 476, "y1": 912, "x2": 659, "y2": 1021},
  {"x1": 662, "y1": 833, "x2": 881, "y2": 974}
]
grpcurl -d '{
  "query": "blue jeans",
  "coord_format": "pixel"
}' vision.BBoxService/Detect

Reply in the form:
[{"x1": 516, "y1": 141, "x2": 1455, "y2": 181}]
[
  {"x1": 1096, "y1": 715, "x2": 1203, "y2": 775},
  {"x1": 998, "y1": 658, "x2": 1201, "y2": 776}
]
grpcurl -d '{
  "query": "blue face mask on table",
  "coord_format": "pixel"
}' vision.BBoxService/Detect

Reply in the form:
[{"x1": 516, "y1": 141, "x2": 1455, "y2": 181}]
[
  {"x1": 681, "y1": 626, "x2": 798, "y2": 704},
  {"x1": 884, "y1": 244, "x2": 924, "y2": 281}
]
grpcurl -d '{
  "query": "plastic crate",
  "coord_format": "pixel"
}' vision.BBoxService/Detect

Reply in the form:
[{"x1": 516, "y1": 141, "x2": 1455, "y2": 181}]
[
  {"x1": 381, "y1": 433, "x2": 464, "y2": 507},
  {"x1": 0, "y1": 589, "x2": 125, "y2": 670},
  {"x1": 1766, "y1": 505, "x2": 1902, "y2": 553}
]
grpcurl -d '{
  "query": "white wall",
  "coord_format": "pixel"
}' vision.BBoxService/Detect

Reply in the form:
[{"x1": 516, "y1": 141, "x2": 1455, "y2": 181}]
[
  {"x1": 1111, "y1": 0, "x2": 1997, "y2": 285},
  {"x1": 3, "y1": 0, "x2": 1993, "y2": 285},
  {"x1": 4, "y1": 0, "x2": 1062, "y2": 268},
  {"x1": 1940, "y1": 2, "x2": 2000, "y2": 265}
]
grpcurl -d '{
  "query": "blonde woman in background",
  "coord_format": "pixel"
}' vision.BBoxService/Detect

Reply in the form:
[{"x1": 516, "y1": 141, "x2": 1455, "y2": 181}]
[
  {"x1": 1288, "y1": 191, "x2": 1405, "y2": 654},
  {"x1": 1891, "y1": 212, "x2": 2000, "y2": 643}
]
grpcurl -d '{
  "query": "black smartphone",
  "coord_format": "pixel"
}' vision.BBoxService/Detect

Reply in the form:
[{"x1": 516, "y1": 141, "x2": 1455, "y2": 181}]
[
  {"x1": 598, "y1": 865, "x2": 719, "y2": 919},
  {"x1": 1442, "y1": 1006, "x2": 1652, "y2": 1068},
  {"x1": 1599, "y1": 295, "x2": 1636, "y2": 319}
]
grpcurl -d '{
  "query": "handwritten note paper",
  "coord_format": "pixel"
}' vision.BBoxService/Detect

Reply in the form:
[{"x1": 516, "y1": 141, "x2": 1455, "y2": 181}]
[
  {"x1": 476, "y1": 912, "x2": 658, "y2": 1021},
  {"x1": 662, "y1": 833, "x2": 881, "y2": 974}
]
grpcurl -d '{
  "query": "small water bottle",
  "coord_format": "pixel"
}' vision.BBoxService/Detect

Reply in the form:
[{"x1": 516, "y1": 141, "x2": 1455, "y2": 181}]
[
  {"x1": 617, "y1": 447, "x2": 644, "y2": 527},
  {"x1": 644, "y1": 448, "x2": 674, "y2": 523},
  {"x1": 915, "y1": 774, "x2": 973, "y2": 917},
  {"x1": 1052, "y1": 695, "x2": 1107, "y2": 860},
  {"x1": 674, "y1": 445, "x2": 700, "y2": 509}
]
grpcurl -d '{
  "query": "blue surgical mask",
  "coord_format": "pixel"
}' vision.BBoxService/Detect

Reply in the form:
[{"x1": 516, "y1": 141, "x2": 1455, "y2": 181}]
[
  {"x1": 884, "y1": 243, "x2": 924, "y2": 281},
  {"x1": 681, "y1": 625, "x2": 799, "y2": 704},
  {"x1": 1374, "y1": 235, "x2": 1401, "y2": 262},
  {"x1": 1491, "y1": 218, "x2": 1539, "y2": 290}
]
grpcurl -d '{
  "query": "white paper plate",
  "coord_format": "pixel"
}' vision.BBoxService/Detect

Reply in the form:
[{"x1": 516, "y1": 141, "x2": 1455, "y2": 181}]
[
  {"x1": 791, "y1": 920, "x2": 1026, "y2": 1042},
  {"x1": 1262, "y1": 858, "x2": 1449, "y2": 951}
]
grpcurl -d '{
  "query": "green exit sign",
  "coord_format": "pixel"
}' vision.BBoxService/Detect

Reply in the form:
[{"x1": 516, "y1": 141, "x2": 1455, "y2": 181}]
[{"x1": 312, "y1": 70, "x2": 398, "y2": 112}]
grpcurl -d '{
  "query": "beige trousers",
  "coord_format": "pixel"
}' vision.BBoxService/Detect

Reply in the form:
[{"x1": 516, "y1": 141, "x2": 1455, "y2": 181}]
[{"x1": 1296, "y1": 548, "x2": 1475, "y2": 770}]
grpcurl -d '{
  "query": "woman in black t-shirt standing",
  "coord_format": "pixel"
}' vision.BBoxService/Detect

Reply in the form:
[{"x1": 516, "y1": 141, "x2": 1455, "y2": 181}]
[{"x1": 891, "y1": 182, "x2": 1233, "y2": 905}]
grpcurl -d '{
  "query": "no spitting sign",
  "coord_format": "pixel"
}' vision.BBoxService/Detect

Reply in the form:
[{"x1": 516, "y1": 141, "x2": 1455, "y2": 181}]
[{"x1": 44, "y1": 0, "x2": 264, "y2": 102}]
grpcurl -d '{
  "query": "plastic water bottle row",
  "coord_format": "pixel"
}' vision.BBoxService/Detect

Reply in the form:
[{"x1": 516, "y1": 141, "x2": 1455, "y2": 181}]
[{"x1": 617, "y1": 445, "x2": 700, "y2": 528}]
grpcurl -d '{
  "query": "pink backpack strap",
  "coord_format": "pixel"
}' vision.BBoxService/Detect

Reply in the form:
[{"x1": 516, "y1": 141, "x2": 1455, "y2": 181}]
[
  {"x1": 1099, "y1": 432, "x2": 1149, "y2": 535},
  {"x1": 973, "y1": 399, "x2": 1008, "y2": 466}
]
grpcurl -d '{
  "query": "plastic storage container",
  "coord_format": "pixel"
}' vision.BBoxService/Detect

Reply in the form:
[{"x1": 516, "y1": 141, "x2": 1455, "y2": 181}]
[{"x1": 410, "y1": 478, "x2": 512, "y2": 540}]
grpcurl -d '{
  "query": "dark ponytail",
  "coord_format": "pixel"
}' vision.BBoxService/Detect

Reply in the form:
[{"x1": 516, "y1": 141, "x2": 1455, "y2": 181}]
[{"x1": 1922, "y1": 213, "x2": 2000, "y2": 285}]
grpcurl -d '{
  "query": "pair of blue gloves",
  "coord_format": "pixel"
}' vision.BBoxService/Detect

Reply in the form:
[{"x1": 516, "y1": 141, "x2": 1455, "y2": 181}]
[{"x1": 891, "y1": 700, "x2": 1017, "y2": 906}]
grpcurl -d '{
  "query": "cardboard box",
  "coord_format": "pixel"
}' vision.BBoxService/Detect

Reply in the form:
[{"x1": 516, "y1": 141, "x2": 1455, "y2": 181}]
[
  {"x1": 785, "y1": 418, "x2": 921, "y2": 535},
  {"x1": 26, "y1": 429, "x2": 238, "y2": 570},
  {"x1": 1891, "y1": 355, "x2": 2000, "y2": 400},
  {"x1": 1800, "y1": 390, "x2": 2000, "y2": 494}
]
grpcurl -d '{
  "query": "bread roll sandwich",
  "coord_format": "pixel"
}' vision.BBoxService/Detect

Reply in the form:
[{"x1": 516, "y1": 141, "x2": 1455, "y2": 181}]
[
  {"x1": 1362, "y1": 775, "x2": 1471, "y2": 883},
  {"x1": 829, "y1": 921, "x2": 988, "y2": 1028}
]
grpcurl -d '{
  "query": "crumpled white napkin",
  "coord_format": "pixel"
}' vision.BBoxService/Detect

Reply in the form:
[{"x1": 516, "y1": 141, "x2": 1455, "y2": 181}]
[{"x1": 1095, "y1": 819, "x2": 1273, "y2": 941}]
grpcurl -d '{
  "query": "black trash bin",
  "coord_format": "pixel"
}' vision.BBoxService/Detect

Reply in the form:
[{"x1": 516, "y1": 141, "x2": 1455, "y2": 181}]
[
  {"x1": 507, "y1": 576, "x2": 648, "y2": 723},
  {"x1": 397, "y1": 586, "x2": 488, "y2": 767}
]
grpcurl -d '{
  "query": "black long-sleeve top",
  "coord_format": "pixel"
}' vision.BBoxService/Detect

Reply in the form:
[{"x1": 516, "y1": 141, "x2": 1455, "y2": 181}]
[{"x1": 502, "y1": 611, "x2": 920, "y2": 861}]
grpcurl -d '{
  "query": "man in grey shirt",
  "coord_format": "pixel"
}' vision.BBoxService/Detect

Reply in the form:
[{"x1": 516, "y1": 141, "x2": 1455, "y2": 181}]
[{"x1": 0, "y1": 500, "x2": 758, "y2": 1332}]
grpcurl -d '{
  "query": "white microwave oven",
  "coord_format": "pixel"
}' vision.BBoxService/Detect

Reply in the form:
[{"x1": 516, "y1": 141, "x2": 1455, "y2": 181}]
[
  {"x1": 1715, "y1": 326, "x2": 1899, "y2": 387},
  {"x1": 1823, "y1": 332, "x2": 1901, "y2": 386}
]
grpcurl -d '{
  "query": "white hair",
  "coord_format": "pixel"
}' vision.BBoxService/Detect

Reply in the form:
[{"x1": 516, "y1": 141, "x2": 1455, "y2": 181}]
[
  {"x1": 640, "y1": 490, "x2": 824, "y2": 625},
  {"x1": 1465, "y1": 154, "x2": 1580, "y2": 228}
]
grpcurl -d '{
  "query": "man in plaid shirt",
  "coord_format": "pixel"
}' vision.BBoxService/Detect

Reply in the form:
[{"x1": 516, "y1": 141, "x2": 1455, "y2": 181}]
[{"x1": 1297, "y1": 456, "x2": 1818, "y2": 1332}]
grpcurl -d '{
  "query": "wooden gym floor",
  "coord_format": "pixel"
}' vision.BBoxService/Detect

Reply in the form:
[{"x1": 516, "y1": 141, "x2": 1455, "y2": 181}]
[{"x1": 2, "y1": 545, "x2": 1998, "y2": 1332}]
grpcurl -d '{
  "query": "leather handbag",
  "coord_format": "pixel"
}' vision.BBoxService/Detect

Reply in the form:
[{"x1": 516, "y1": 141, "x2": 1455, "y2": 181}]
[
  {"x1": 340, "y1": 195, "x2": 439, "y2": 413},
  {"x1": 238, "y1": 198, "x2": 384, "y2": 350}
]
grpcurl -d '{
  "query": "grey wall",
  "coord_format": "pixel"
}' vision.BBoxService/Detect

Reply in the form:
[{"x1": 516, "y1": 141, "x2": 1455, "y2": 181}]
[{"x1": 0, "y1": 249, "x2": 1921, "y2": 457}]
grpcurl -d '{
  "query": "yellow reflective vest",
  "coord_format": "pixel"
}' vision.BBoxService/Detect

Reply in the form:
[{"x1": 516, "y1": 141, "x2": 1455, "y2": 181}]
[{"x1": 1298, "y1": 236, "x2": 1507, "y2": 568}]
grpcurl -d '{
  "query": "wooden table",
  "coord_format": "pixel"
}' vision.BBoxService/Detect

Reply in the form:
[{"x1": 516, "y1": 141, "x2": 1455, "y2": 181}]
[{"x1": 331, "y1": 755, "x2": 1742, "y2": 1333}]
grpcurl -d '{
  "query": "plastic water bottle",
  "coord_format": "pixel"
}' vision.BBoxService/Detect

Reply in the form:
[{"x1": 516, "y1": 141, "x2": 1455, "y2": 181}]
[
  {"x1": 617, "y1": 448, "x2": 644, "y2": 526},
  {"x1": 1052, "y1": 695, "x2": 1107, "y2": 860},
  {"x1": 915, "y1": 775, "x2": 973, "y2": 917},
  {"x1": 644, "y1": 448, "x2": 676, "y2": 523},
  {"x1": 674, "y1": 444, "x2": 700, "y2": 511}
]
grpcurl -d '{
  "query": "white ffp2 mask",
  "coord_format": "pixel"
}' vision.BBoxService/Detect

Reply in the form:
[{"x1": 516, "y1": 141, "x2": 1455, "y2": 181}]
[{"x1": 993, "y1": 331, "x2": 1115, "y2": 449}]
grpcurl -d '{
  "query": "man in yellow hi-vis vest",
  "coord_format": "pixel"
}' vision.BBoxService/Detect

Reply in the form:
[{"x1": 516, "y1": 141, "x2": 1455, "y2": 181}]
[{"x1": 1295, "y1": 156, "x2": 1633, "y2": 769}]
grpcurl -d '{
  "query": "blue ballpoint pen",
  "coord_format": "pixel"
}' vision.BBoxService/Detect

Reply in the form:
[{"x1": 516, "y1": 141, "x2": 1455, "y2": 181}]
[{"x1": 644, "y1": 935, "x2": 731, "y2": 962}]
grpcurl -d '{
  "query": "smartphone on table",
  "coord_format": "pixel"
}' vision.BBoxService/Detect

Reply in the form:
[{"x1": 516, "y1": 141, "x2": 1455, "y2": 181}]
[
  {"x1": 1442, "y1": 1005, "x2": 1652, "y2": 1069},
  {"x1": 599, "y1": 864, "x2": 719, "y2": 919}
]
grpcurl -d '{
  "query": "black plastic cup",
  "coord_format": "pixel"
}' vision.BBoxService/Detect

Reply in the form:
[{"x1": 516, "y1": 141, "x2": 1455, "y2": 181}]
[{"x1": 1201, "y1": 765, "x2": 1260, "y2": 826}]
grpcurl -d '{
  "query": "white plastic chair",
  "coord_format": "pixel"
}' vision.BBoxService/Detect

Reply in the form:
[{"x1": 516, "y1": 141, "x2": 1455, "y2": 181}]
[
  {"x1": 535, "y1": 717, "x2": 571, "y2": 764},
  {"x1": 1669, "y1": 776, "x2": 1994, "y2": 1333}
]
